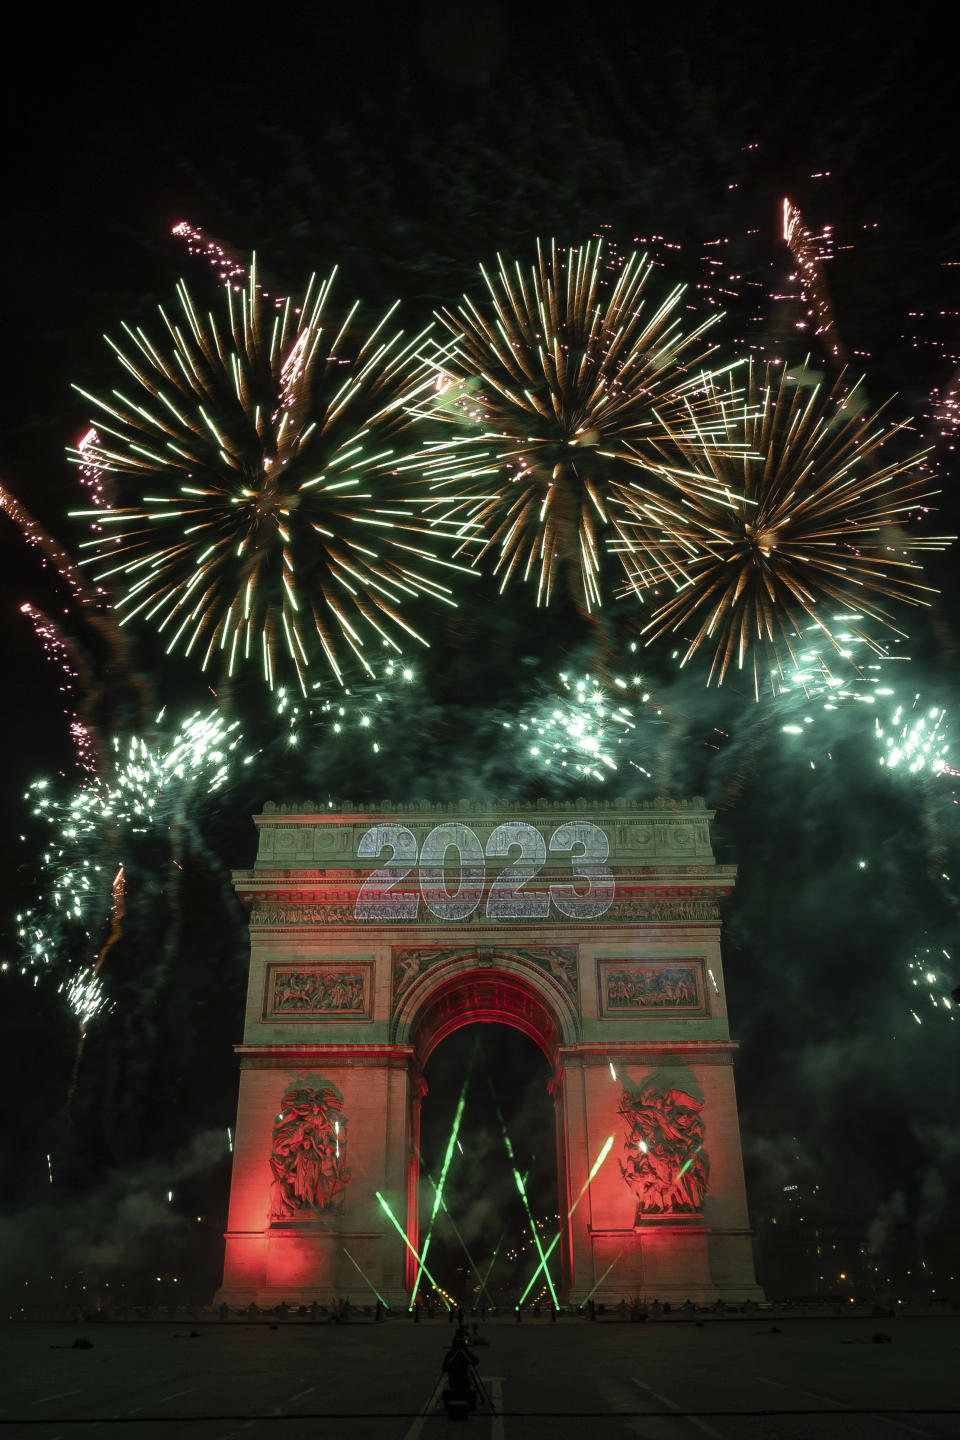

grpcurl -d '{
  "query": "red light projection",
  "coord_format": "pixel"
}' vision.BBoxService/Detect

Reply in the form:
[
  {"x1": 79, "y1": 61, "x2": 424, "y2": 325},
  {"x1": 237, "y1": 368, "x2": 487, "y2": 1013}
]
[
  {"x1": 218, "y1": 800, "x2": 763, "y2": 1308},
  {"x1": 618, "y1": 1085, "x2": 708, "y2": 1215},
  {"x1": 410, "y1": 968, "x2": 564, "y2": 1067},
  {"x1": 269, "y1": 1083, "x2": 349, "y2": 1218}
]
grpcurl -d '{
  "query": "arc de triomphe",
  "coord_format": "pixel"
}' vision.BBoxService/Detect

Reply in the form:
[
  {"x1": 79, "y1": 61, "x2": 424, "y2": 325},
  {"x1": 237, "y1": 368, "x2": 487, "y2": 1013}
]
[{"x1": 217, "y1": 798, "x2": 762, "y2": 1308}]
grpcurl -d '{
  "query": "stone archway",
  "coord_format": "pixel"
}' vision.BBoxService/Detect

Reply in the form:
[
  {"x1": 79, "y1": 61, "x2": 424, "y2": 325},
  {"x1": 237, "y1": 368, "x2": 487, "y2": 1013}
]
[
  {"x1": 396, "y1": 956, "x2": 578, "y2": 1295},
  {"x1": 218, "y1": 799, "x2": 763, "y2": 1309},
  {"x1": 396, "y1": 951, "x2": 581, "y2": 1063}
]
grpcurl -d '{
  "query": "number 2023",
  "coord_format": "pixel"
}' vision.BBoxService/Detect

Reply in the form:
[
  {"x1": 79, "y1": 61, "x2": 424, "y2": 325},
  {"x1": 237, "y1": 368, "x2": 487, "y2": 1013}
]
[{"x1": 354, "y1": 820, "x2": 615, "y2": 922}]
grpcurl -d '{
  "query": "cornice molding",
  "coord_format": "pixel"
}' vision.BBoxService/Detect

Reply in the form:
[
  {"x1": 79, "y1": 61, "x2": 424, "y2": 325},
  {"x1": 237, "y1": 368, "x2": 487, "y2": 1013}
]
[
  {"x1": 560, "y1": 1040, "x2": 738, "y2": 1066},
  {"x1": 257, "y1": 797, "x2": 714, "y2": 818},
  {"x1": 235, "y1": 1042, "x2": 415, "y2": 1070}
]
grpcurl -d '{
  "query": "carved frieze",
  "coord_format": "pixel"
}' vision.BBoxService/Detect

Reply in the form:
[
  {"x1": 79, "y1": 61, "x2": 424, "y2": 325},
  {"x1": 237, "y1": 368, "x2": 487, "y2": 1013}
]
[
  {"x1": 248, "y1": 894, "x2": 721, "y2": 927},
  {"x1": 610, "y1": 898, "x2": 719, "y2": 923}
]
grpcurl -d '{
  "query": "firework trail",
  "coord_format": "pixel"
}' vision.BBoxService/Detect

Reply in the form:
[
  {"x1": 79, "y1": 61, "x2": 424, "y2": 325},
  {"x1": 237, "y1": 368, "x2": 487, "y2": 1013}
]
[
  {"x1": 410, "y1": 238, "x2": 739, "y2": 613},
  {"x1": 2, "y1": 470, "x2": 152, "y2": 742},
  {"x1": 875, "y1": 693, "x2": 953, "y2": 777},
  {"x1": 76, "y1": 427, "x2": 116, "y2": 520},
  {"x1": 18, "y1": 711, "x2": 247, "y2": 969},
  {"x1": 19, "y1": 603, "x2": 101, "y2": 775},
  {"x1": 171, "y1": 220, "x2": 249, "y2": 288},
  {"x1": 783, "y1": 198, "x2": 849, "y2": 372},
  {"x1": 775, "y1": 659, "x2": 960, "y2": 996},
  {"x1": 5, "y1": 456, "x2": 155, "y2": 1082},
  {"x1": 614, "y1": 362, "x2": 949, "y2": 695},
  {"x1": 71, "y1": 259, "x2": 471, "y2": 692},
  {"x1": 917, "y1": 358, "x2": 960, "y2": 475},
  {"x1": 1, "y1": 479, "x2": 100, "y2": 605}
]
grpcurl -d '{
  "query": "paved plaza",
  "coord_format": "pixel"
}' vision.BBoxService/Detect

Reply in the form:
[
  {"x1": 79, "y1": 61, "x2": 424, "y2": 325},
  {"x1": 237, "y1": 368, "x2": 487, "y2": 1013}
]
[{"x1": 0, "y1": 1314, "x2": 957, "y2": 1439}]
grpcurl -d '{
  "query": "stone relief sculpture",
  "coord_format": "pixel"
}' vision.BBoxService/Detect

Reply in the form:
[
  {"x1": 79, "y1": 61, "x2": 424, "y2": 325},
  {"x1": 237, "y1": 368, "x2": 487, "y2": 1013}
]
[
  {"x1": 604, "y1": 964, "x2": 700, "y2": 1010},
  {"x1": 392, "y1": 946, "x2": 465, "y2": 997},
  {"x1": 392, "y1": 944, "x2": 578, "y2": 1000},
  {"x1": 270, "y1": 968, "x2": 365, "y2": 1014},
  {"x1": 269, "y1": 1083, "x2": 349, "y2": 1218},
  {"x1": 538, "y1": 946, "x2": 579, "y2": 995},
  {"x1": 618, "y1": 1085, "x2": 708, "y2": 1215}
]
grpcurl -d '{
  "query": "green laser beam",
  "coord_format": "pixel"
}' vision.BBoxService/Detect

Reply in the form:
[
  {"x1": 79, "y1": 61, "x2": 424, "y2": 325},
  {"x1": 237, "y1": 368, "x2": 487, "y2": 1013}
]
[
  {"x1": 411, "y1": 1065, "x2": 472, "y2": 1306},
  {"x1": 485, "y1": 1079, "x2": 558, "y2": 1309},
  {"x1": 375, "y1": 1190, "x2": 447, "y2": 1307},
  {"x1": 578, "y1": 1135, "x2": 615, "y2": 1202},
  {"x1": 502, "y1": 1149, "x2": 558, "y2": 1308},
  {"x1": 516, "y1": 1233, "x2": 560, "y2": 1309},
  {"x1": 342, "y1": 1246, "x2": 388, "y2": 1309},
  {"x1": 580, "y1": 1252, "x2": 622, "y2": 1307},
  {"x1": 422, "y1": 1165, "x2": 497, "y2": 1309},
  {"x1": 509, "y1": 1162, "x2": 558, "y2": 1308},
  {"x1": 479, "y1": 1236, "x2": 503, "y2": 1301},
  {"x1": 516, "y1": 1135, "x2": 615, "y2": 1305},
  {"x1": 677, "y1": 1144, "x2": 703, "y2": 1179}
]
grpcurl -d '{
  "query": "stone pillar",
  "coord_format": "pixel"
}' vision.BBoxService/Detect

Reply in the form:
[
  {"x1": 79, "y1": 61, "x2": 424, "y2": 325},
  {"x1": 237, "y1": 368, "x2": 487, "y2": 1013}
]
[
  {"x1": 549, "y1": 1068, "x2": 573, "y2": 1300},
  {"x1": 559, "y1": 1044, "x2": 763, "y2": 1306},
  {"x1": 405, "y1": 1074, "x2": 428, "y2": 1294},
  {"x1": 217, "y1": 1046, "x2": 414, "y2": 1309}
]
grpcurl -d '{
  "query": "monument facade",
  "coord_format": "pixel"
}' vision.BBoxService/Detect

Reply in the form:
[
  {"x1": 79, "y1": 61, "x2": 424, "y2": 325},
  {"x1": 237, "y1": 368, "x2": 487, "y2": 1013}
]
[{"x1": 218, "y1": 798, "x2": 762, "y2": 1307}]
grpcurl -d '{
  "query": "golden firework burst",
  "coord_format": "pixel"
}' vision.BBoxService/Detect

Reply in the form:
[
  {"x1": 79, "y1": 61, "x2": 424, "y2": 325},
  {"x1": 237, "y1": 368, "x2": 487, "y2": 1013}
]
[
  {"x1": 70, "y1": 260, "x2": 469, "y2": 692},
  {"x1": 614, "y1": 362, "x2": 951, "y2": 693},
  {"x1": 409, "y1": 238, "x2": 735, "y2": 612}
]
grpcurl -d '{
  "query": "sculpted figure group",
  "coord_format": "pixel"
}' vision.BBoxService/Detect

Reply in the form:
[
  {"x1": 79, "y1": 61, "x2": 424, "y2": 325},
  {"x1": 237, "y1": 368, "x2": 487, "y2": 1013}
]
[
  {"x1": 269, "y1": 1083, "x2": 350, "y2": 1217},
  {"x1": 619, "y1": 1084, "x2": 709, "y2": 1215}
]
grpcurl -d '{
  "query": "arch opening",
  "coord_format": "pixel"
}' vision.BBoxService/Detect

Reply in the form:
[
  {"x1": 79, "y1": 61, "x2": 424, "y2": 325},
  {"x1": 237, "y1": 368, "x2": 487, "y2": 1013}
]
[
  {"x1": 411, "y1": 967, "x2": 563, "y2": 1070},
  {"x1": 418, "y1": 1023, "x2": 561, "y2": 1312},
  {"x1": 400, "y1": 962, "x2": 573, "y2": 1308}
]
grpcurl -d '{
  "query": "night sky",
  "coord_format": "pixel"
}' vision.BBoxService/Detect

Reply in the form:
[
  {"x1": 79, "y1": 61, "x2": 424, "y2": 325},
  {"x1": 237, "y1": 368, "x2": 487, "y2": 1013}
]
[{"x1": 1, "y1": 5, "x2": 958, "y2": 1310}]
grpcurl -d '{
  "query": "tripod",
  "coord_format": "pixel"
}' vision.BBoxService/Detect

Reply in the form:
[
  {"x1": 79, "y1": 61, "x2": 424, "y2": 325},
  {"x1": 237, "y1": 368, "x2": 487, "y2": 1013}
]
[
  {"x1": 426, "y1": 1344, "x2": 494, "y2": 1422},
  {"x1": 463, "y1": 1357, "x2": 493, "y2": 1412}
]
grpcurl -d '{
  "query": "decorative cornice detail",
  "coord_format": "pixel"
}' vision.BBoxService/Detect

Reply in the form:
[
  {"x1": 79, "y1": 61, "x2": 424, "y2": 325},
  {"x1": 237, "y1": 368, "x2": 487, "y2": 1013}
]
[
  {"x1": 258, "y1": 797, "x2": 713, "y2": 816},
  {"x1": 235, "y1": 869, "x2": 735, "y2": 886},
  {"x1": 560, "y1": 1041, "x2": 737, "y2": 1066},
  {"x1": 235, "y1": 1043, "x2": 415, "y2": 1070},
  {"x1": 248, "y1": 802, "x2": 723, "y2": 872}
]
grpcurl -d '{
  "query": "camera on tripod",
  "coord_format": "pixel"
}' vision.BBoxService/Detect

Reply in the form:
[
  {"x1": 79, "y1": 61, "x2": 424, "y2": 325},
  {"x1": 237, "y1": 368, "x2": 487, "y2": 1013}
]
[{"x1": 439, "y1": 1326, "x2": 491, "y2": 1422}]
